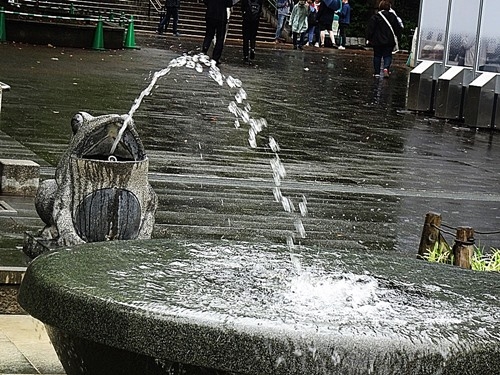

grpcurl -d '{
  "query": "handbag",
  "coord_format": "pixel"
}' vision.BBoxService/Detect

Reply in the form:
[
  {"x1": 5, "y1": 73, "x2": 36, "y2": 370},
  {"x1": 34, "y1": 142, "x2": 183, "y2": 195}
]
[
  {"x1": 378, "y1": 11, "x2": 399, "y2": 54},
  {"x1": 332, "y1": 14, "x2": 339, "y2": 35}
]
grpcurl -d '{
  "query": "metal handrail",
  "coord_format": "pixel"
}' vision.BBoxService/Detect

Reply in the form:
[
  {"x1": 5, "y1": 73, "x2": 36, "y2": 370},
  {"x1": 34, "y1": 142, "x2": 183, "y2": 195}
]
[
  {"x1": 266, "y1": 0, "x2": 277, "y2": 13},
  {"x1": 149, "y1": 0, "x2": 162, "y2": 14}
]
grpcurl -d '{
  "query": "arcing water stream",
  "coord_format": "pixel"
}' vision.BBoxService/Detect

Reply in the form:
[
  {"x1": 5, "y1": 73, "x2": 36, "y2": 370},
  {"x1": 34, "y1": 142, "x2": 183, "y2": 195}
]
[{"x1": 112, "y1": 53, "x2": 307, "y2": 250}]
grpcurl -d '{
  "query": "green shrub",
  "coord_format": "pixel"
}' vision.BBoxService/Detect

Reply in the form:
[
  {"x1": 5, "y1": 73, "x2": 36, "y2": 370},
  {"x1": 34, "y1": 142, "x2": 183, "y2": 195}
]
[{"x1": 424, "y1": 241, "x2": 500, "y2": 272}]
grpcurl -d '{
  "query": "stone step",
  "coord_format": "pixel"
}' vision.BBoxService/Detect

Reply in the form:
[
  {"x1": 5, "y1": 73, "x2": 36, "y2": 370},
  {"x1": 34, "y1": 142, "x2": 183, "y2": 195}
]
[
  {"x1": 0, "y1": 265, "x2": 26, "y2": 284},
  {"x1": 3, "y1": 0, "x2": 280, "y2": 44}
]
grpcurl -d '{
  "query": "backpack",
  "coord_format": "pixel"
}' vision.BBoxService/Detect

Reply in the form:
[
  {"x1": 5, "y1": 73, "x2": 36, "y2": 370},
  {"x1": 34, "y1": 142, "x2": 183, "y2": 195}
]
[
  {"x1": 248, "y1": 0, "x2": 261, "y2": 21},
  {"x1": 307, "y1": 6, "x2": 317, "y2": 26}
]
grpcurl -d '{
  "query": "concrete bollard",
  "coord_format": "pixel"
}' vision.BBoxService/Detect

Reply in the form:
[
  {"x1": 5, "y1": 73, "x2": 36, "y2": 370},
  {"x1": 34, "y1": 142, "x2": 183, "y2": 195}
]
[{"x1": 0, "y1": 81, "x2": 11, "y2": 114}]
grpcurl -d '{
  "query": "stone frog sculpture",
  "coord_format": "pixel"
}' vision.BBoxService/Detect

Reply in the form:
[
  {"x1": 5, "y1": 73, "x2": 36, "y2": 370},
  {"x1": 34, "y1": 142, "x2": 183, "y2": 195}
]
[{"x1": 35, "y1": 112, "x2": 157, "y2": 246}]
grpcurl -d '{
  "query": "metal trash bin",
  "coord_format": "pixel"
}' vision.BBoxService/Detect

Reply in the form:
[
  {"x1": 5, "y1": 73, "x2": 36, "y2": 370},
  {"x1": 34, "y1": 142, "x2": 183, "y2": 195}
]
[
  {"x1": 407, "y1": 61, "x2": 444, "y2": 112},
  {"x1": 434, "y1": 66, "x2": 474, "y2": 120},
  {"x1": 463, "y1": 72, "x2": 500, "y2": 128}
]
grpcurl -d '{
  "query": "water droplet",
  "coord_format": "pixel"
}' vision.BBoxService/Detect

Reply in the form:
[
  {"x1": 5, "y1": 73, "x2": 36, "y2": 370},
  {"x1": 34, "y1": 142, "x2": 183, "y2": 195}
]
[
  {"x1": 269, "y1": 136, "x2": 280, "y2": 152},
  {"x1": 273, "y1": 187, "x2": 282, "y2": 202},
  {"x1": 281, "y1": 196, "x2": 294, "y2": 212},
  {"x1": 299, "y1": 195, "x2": 308, "y2": 216},
  {"x1": 226, "y1": 76, "x2": 237, "y2": 88},
  {"x1": 248, "y1": 128, "x2": 257, "y2": 148},
  {"x1": 228, "y1": 101, "x2": 238, "y2": 116},
  {"x1": 294, "y1": 218, "x2": 306, "y2": 238}
]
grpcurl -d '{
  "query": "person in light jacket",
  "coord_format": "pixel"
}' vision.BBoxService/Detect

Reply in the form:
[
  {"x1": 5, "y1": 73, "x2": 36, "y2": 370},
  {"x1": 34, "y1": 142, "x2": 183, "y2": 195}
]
[{"x1": 289, "y1": 0, "x2": 309, "y2": 50}]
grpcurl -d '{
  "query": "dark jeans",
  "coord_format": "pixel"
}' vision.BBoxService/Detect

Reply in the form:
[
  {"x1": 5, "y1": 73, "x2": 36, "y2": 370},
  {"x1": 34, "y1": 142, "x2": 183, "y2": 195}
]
[
  {"x1": 292, "y1": 31, "x2": 306, "y2": 47},
  {"x1": 339, "y1": 23, "x2": 348, "y2": 47},
  {"x1": 242, "y1": 18, "x2": 260, "y2": 57},
  {"x1": 158, "y1": 6, "x2": 179, "y2": 33},
  {"x1": 372, "y1": 45, "x2": 394, "y2": 74},
  {"x1": 202, "y1": 17, "x2": 228, "y2": 63}
]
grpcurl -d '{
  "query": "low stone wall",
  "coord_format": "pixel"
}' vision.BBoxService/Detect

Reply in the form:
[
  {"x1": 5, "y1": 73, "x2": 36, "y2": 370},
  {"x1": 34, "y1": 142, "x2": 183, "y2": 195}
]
[
  {"x1": 0, "y1": 159, "x2": 39, "y2": 197},
  {"x1": 5, "y1": 18, "x2": 125, "y2": 49}
]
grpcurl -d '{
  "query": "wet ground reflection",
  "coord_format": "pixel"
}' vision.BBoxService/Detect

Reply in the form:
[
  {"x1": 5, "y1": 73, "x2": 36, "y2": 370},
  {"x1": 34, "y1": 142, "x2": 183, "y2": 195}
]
[{"x1": 1, "y1": 36, "x2": 500, "y2": 253}]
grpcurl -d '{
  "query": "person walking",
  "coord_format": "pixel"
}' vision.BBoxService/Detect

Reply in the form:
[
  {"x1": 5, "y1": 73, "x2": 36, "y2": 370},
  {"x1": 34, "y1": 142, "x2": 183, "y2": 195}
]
[
  {"x1": 289, "y1": 0, "x2": 308, "y2": 50},
  {"x1": 365, "y1": 0, "x2": 402, "y2": 78},
  {"x1": 157, "y1": 0, "x2": 181, "y2": 36},
  {"x1": 275, "y1": 0, "x2": 292, "y2": 43},
  {"x1": 202, "y1": 0, "x2": 234, "y2": 65},
  {"x1": 241, "y1": 0, "x2": 263, "y2": 62},
  {"x1": 337, "y1": 0, "x2": 350, "y2": 50}
]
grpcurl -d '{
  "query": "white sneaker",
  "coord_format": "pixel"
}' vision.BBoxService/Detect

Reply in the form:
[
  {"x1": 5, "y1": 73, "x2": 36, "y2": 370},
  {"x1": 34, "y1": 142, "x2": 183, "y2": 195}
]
[
  {"x1": 338, "y1": 46, "x2": 345, "y2": 50},
  {"x1": 314, "y1": 42, "x2": 319, "y2": 47}
]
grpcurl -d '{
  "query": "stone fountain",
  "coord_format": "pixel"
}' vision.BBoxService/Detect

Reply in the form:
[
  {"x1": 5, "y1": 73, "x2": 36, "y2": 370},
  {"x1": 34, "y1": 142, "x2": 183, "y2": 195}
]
[
  {"x1": 17, "y1": 54, "x2": 500, "y2": 375},
  {"x1": 18, "y1": 239, "x2": 500, "y2": 375}
]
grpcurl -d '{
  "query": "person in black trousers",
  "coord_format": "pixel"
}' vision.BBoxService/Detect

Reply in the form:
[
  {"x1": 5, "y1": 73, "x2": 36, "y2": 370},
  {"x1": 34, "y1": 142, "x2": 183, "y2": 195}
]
[
  {"x1": 157, "y1": 0, "x2": 181, "y2": 36},
  {"x1": 202, "y1": 0, "x2": 234, "y2": 65},
  {"x1": 241, "y1": 0, "x2": 263, "y2": 63}
]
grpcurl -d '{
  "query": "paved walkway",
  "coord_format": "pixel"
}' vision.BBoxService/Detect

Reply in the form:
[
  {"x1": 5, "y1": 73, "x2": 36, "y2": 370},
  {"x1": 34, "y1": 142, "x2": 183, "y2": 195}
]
[
  {"x1": 0, "y1": 315, "x2": 65, "y2": 374},
  {"x1": 1, "y1": 32, "x2": 500, "y2": 375}
]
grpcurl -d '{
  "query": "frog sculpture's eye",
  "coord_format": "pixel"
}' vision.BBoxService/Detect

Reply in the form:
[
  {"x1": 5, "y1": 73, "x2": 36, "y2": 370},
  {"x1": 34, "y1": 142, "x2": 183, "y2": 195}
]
[{"x1": 71, "y1": 113, "x2": 84, "y2": 135}]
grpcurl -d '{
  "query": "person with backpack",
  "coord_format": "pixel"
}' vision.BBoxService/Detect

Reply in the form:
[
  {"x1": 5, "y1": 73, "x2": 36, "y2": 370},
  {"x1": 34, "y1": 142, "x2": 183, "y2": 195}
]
[
  {"x1": 202, "y1": 0, "x2": 234, "y2": 65},
  {"x1": 241, "y1": 0, "x2": 263, "y2": 63}
]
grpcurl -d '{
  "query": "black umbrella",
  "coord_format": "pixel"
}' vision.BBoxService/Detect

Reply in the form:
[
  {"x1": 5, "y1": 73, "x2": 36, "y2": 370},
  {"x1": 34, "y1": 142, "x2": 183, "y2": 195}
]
[{"x1": 322, "y1": 0, "x2": 341, "y2": 11}]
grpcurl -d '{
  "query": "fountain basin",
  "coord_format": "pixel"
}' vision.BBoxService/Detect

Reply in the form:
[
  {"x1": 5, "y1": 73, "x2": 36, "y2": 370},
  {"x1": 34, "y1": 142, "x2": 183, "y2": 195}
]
[{"x1": 18, "y1": 239, "x2": 500, "y2": 375}]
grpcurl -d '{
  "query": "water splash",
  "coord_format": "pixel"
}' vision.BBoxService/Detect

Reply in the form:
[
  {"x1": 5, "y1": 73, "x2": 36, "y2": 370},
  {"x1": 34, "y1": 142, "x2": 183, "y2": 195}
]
[
  {"x1": 114, "y1": 53, "x2": 308, "y2": 249},
  {"x1": 102, "y1": 241, "x2": 499, "y2": 349}
]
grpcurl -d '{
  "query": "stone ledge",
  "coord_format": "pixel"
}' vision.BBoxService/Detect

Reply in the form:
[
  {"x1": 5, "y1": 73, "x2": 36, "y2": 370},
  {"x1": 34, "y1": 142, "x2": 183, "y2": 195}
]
[
  {"x1": 0, "y1": 82, "x2": 10, "y2": 114},
  {"x1": 0, "y1": 200, "x2": 17, "y2": 216},
  {"x1": 0, "y1": 82, "x2": 10, "y2": 91},
  {"x1": 0, "y1": 266, "x2": 26, "y2": 285},
  {"x1": 0, "y1": 159, "x2": 40, "y2": 197}
]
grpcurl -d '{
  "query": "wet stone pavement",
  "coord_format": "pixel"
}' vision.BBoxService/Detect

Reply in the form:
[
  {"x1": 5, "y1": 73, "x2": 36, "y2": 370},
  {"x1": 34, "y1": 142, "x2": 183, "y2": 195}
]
[{"x1": 1, "y1": 33, "x2": 500, "y2": 266}]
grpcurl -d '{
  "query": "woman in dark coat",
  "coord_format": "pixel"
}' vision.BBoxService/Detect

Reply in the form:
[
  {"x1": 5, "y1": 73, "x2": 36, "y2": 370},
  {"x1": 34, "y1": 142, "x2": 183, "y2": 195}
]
[
  {"x1": 365, "y1": 0, "x2": 403, "y2": 78},
  {"x1": 316, "y1": 0, "x2": 338, "y2": 47}
]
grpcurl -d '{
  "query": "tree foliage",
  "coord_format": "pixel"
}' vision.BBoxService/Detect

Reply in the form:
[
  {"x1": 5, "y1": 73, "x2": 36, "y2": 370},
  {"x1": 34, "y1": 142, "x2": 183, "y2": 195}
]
[{"x1": 348, "y1": 0, "x2": 420, "y2": 50}]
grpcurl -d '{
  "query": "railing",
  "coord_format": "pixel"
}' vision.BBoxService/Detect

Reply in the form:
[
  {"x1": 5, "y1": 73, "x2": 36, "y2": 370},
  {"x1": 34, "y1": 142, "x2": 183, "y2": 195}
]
[
  {"x1": 266, "y1": 0, "x2": 277, "y2": 13},
  {"x1": 147, "y1": 0, "x2": 162, "y2": 19}
]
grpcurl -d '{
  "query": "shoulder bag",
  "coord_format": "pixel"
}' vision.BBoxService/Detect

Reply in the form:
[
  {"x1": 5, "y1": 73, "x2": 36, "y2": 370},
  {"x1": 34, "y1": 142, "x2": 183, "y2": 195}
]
[{"x1": 378, "y1": 11, "x2": 399, "y2": 54}]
